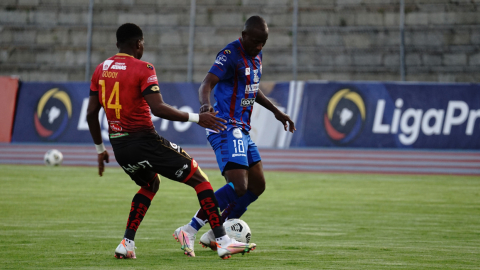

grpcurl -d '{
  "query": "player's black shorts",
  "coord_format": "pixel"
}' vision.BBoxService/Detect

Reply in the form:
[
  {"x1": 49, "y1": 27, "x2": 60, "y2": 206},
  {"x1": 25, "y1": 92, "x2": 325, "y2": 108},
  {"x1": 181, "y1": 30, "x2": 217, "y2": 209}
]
[{"x1": 111, "y1": 132, "x2": 198, "y2": 187}]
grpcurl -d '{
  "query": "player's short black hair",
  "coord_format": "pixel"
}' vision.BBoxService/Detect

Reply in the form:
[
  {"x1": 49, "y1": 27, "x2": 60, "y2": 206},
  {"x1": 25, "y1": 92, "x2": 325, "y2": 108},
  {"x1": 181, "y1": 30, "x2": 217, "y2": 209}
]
[
  {"x1": 116, "y1": 23, "x2": 143, "y2": 45},
  {"x1": 244, "y1": 15, "x2": 267, "y2": 32}
]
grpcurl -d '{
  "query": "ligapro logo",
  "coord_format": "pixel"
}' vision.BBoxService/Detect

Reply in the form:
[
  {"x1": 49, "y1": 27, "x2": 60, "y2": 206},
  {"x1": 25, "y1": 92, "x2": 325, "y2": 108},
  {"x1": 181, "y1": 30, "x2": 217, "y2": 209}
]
[
  {"x1": 34, "y1": 88, "x2": 72, "y2": 140},
  {"x1": 324, "y1": 88, "x2": 366, "y2": 145},
  {"x1": 324, "y1": 88, "x2": 479, "y2": 146},
  {"x1": 373, "y1": 98, "x2": 479, "y2": 145}
]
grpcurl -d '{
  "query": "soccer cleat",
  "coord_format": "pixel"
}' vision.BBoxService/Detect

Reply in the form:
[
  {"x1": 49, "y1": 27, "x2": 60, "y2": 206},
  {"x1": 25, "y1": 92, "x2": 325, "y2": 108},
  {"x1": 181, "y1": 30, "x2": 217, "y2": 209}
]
[
  {"x1": 216, "y1": 237, "x2": 256, "y2": 260},
  {"x1": 173, "y1": 225, "x2": 196, "y2": 257},
  {"x1": 199, "y1": 229, "x2": 217, "y2": 251},
  {"x1": 114, "y1": 238, "x2": 136, "y2": 259}
]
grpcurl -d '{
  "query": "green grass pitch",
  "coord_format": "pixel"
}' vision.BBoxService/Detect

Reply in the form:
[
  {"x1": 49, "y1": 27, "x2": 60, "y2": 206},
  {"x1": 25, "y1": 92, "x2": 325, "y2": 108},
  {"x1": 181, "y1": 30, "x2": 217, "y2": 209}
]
[{"x1": 1, "y1": 164, "x2": 479, "y2": 269}]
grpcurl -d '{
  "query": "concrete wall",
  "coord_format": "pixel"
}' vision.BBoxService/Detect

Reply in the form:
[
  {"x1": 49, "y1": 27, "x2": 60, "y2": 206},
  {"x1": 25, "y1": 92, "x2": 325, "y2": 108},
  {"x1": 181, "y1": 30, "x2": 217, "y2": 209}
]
[{"x1": 1, "y1": 0, "x2": 479, "y2": 82}]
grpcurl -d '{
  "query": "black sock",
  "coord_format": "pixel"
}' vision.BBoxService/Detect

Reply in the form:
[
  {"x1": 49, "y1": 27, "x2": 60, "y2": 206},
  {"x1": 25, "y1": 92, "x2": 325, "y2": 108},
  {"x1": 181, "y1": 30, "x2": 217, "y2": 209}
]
[
  {"x1": 194, "y1": 182, "x2": 226, "y2": 238},
  {"x1": 123, "y1": 190, "x2": 153, "y2": 240}
]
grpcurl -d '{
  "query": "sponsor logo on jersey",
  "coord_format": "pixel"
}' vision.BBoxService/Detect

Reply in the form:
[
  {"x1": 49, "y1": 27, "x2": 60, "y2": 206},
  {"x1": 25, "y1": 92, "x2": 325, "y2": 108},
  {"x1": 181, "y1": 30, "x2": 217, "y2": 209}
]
[
  {"x1": 147, "y1": 75, "x2": 157, "y2": 83},
  {"x1": 324, "y1": 88, "x2": 366, "y2": 145},
  {"x1": 111, "y1": 62, "x2": 127, "y2": 70},
  {"x1": 147, "y1": 64, "x2": 154, "y2": 70},
  {"x1": 110, "y1": 132, "x2": 129, "y2": 139},
  {"x1": 253, "y1": 69, "x2": 259, "y2": 83},
  {"x1": 34, "y1": 87, "x2": 72, "y2": 140},
  {"x1": 241, "y1": 98, "x2": 255, "y2": 107},
  {"x1": 122, "y1": 160, "x2": 153, "y2": 174},
  {"x1": 228, "y1": 119, "x2": 240, "y2": 124},
  {"x1": 102, "y1": 70, "x2": 118, "y2": 78},
  {"x1": 232, "y1": 128, "x2": 242, "y2": 139},
  {"x1": 224, "y1": 50, "x2": 231, "y2": 54},
  {"x1": 245, "y1": 67, "x2": 250, "y2": 75},
  {"x1": 215, "y1": 55, "x2": 227, "y2": 66},
  {"x1": 175, "y1": 164, "x2": 188, "y2": 178},
  {"x1": 245, "y1": 83, "x2": 259, "y2": 94},
  {"x1": 103, "y1": 60, "x2": 114, "y2": 70},
  {"x1": 109, "y1": 122, "x2": 122, "y2": 132}
]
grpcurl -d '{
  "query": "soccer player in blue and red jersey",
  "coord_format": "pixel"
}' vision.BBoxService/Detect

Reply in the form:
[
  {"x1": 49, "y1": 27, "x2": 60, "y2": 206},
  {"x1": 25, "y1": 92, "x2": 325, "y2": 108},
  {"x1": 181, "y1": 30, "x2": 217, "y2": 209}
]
[
  {"x1": 87, "y1": 23, "x2": 256, "y2": 260},
  {"x1": 174, "y1": 16, "x2": 296, "y2": 252}
]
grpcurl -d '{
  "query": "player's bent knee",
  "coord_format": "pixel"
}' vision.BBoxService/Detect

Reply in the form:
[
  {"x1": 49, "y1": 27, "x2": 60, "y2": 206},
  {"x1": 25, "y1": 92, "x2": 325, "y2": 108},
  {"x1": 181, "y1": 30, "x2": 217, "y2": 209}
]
[
  {"x1": 197, "y1": 167, "x2": 209, "y2": 182},
  {"x1": 233, "y1": 183, "x2": 248, "y2": 197},
  {"x1": 150, "y1": 176, "x2": 160, "y2": 193},
  {"x1": 184, "y1": 167, "x2": 209, "y2": 188},
  {"x1": 141, "y1": 175, "x2": 160, "y2": 193},
  {"x1": 257, "y1": 178, "x2": 266, "y2": 193},
  {"x1": 224, "y1": 168, "x2": 249, "y2": 197},
  {"x1": 249, "y1": 183, "x2": 265, "y2": 197},
  {"x1": 235, "y1": 188, "x2": 247, "y2": 197}
]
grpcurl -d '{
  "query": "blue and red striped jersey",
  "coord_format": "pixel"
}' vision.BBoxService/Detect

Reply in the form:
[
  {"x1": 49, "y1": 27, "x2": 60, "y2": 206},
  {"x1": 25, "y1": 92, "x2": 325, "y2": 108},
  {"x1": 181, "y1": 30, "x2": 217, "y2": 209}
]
[{"x1": 208, "y1": 38, "x2": 263, "y2": 132}]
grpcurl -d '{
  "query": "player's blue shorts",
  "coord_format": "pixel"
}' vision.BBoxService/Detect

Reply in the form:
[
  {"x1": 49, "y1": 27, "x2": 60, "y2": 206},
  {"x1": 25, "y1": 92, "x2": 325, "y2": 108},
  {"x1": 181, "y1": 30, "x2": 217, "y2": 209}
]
[{"x1": 207, "y1": 127, "x2": 261, "y2": 174}]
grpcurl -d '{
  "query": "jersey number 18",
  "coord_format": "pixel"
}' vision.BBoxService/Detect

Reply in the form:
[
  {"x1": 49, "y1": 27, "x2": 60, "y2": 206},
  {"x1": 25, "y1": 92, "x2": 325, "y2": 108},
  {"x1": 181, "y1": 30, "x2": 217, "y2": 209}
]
[{"x1": 233, "y1": 139, "x2": 245, "y2": 153}]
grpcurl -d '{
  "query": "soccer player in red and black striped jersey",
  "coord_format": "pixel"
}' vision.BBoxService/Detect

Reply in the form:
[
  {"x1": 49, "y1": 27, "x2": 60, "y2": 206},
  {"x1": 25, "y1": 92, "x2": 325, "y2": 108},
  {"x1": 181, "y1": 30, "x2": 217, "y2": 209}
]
[{"x1": 87, "y1": 23, "x2": 256, "y2": 259}]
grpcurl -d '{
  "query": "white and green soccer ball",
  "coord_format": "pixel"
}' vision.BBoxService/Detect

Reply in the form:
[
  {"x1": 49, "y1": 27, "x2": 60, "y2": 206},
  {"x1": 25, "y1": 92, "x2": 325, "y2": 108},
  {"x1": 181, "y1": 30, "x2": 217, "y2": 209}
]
[
  {"x1": 224, "y1": 219, "x2": 252, "y2": 243},
  {"x1": 44, "y1": 149, "x2": 63, "y2": 166}
]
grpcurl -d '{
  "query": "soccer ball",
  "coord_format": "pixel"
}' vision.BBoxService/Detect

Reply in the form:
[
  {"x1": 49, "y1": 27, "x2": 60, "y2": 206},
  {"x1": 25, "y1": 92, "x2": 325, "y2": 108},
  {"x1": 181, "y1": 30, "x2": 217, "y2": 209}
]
[
  {"x1": 223, "y1": 219, "x2": 251, "y2": 243},
  {"x1": 44, "y1": 149, "x2": 63, "y2": 166}
]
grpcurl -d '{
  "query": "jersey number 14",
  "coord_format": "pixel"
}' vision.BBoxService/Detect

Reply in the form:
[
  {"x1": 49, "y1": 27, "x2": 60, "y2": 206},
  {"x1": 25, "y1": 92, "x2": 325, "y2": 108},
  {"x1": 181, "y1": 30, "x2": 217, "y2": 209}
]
[{"x1": 99, "y1": 79, "x2": 122, "y2": 119}]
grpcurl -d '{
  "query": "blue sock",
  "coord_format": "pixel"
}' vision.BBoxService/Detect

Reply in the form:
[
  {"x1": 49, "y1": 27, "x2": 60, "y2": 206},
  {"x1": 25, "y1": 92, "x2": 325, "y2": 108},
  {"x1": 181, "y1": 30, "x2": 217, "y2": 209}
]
[
  {"x1": 215, "y1": 183, "x2": 238, "y2": 210},
  {"x1": 223, "y1": 190, "x2": 258, "y2": 220},
  {"x1": 189, "y1": 216, "x2": 203, "y2": 231}
]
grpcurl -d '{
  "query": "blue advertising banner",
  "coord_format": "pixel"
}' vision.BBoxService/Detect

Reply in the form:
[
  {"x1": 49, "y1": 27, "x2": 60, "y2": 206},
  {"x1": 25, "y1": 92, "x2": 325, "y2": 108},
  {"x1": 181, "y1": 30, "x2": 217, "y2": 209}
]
[
  {"x1": 11, "y1": 82, "x2": 210, "y2": 145},
  {"x1": 11, "y1": 81, "x2": 480, "y2": 149},
  {"x1": 290, "y1": 82, "x2": 480, "y2": 149},
  {"x1": 10, "y1": 82, "x2": 292, "y2": 146},
  {"x1": 12, "y1": 82, "x2": 91, "y2": 143}
]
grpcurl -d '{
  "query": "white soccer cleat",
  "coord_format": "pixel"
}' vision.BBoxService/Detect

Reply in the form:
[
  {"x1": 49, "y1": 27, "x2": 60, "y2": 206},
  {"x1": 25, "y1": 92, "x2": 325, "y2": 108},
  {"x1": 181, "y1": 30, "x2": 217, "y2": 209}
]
[
  {"x1": 114, "y1": 238, "x2": 136, "y2": 259},
  {"x1": 216, "y1": 237, "x2": 256, "y2": 260},
  {"x1": 199, "y1": 229, "x2": 217, "y2": 251},
  {"x1": 173, "y1": 225, "x2": 196, "y2": 257}
]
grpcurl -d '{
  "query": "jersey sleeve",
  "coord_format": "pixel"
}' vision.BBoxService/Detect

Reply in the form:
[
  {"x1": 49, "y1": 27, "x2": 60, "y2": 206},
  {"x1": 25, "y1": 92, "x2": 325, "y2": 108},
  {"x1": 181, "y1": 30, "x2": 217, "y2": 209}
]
[
  {"x1": 208, "y1": 48, "x2": 236, "y2": 81},
  {"x1": 89, "y1": 64, "x2": 101, "y2": 94},
  {"x1": 139, "y1": 62, "x2": 159, "y2": 93}
]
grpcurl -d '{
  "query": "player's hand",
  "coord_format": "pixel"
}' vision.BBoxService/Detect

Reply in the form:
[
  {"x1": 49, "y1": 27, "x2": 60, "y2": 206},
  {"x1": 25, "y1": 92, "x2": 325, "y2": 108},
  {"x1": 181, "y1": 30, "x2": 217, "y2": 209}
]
[
  {"x1": 199, "y1": 104, "x2": 214, "y2": 113},
  {"x1": 97, "y1": 150, "x2": 109, "y2": 176},
  {"x1": 198, "y1": 111, "x2": 227, "y2": 132},
  {"x1": 274, "y1": 111, "x2": 296, "y2": 133}
]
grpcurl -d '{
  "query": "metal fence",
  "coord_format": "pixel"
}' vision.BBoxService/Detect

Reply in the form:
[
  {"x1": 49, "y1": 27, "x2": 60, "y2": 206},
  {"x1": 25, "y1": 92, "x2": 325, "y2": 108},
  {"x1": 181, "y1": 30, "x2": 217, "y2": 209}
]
[{"x1": 84, "y1": 0, "x2": 408, "y2": 82}]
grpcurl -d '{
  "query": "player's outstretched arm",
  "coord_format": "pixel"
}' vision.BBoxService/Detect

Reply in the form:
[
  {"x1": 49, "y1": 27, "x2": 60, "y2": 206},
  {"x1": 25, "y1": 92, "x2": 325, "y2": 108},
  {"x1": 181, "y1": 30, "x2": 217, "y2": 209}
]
[
  {"x1": 197, "y1": 111, "x2": 226, "y2": 131},
  {"x1": 256, "y1": 89, "x2": 296, "y2": 133},
  {"x1": 198, "y1": 73, "x2": 220, "y2": 113},
  {"x1": 144, "y1": 92, "x2": 226, "y2": 132},
  {"x1": 86, "y1": 95, "x2": 109, "y2": 176}
]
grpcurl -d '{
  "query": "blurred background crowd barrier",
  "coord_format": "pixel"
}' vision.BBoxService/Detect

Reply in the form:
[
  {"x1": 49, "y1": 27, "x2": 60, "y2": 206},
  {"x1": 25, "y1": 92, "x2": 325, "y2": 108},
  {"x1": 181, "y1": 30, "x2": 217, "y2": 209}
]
[{"x1": 1, "y1": 0, "x2": 480, "y2": 83}]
